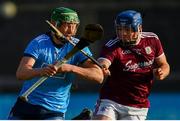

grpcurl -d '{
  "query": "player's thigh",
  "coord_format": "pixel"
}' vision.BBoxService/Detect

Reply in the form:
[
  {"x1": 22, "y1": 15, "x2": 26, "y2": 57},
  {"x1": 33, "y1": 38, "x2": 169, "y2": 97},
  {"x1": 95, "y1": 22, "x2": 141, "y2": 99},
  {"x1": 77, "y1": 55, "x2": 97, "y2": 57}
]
[
  {"x1": 93, "y1": 99, "x2": 117, "y2": 120},
  {"x1": 119, "y1": 105, "x2": 148, "y2": 120},
  {"x1": 121, "y1": 115, "x2": 146, "y2": 120}
]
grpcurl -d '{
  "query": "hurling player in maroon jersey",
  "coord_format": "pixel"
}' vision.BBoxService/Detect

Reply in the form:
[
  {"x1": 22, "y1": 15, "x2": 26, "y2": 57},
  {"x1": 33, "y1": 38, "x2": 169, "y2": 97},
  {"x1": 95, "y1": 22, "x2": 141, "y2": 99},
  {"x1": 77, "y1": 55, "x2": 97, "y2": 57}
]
[{"x1": 93, "y1": 10, "x2": 170, "y2": 120}]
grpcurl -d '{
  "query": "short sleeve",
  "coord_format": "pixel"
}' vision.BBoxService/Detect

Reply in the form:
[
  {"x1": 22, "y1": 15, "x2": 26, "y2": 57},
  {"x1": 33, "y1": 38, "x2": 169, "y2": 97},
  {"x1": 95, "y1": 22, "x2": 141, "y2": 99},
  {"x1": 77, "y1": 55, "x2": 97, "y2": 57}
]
[
  {"x1": 74, "y1": 47, "x2": 92, "y2": 64},
  {"x1": 154, "y1": 38, "x2": 164, "y2": 58},
  {"x1": 24, "y1": 40, "x2": 39, "y2": 60}
]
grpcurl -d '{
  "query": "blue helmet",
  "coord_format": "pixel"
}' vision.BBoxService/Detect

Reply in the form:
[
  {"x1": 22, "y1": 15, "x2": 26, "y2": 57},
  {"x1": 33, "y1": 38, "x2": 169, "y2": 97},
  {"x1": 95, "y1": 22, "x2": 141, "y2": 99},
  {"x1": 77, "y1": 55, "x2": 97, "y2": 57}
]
[{"x1": 115, "y1": 10, "x2": 142, "y2": 32}]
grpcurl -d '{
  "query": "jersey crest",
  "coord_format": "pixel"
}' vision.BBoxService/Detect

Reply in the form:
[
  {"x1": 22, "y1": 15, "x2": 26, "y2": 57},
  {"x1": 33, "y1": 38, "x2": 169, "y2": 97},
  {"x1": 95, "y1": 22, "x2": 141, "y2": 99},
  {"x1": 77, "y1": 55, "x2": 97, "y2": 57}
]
[{"x1": 145, "y1": 46, "x2": 152, "y2": 54}]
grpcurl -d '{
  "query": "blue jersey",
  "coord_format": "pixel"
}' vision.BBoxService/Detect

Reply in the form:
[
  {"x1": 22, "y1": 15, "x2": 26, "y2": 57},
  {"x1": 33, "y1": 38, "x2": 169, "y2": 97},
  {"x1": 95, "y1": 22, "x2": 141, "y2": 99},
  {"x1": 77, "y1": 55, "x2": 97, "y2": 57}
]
[{"x1": 19, "y1": 33, "x2": 92, "y2": 113}]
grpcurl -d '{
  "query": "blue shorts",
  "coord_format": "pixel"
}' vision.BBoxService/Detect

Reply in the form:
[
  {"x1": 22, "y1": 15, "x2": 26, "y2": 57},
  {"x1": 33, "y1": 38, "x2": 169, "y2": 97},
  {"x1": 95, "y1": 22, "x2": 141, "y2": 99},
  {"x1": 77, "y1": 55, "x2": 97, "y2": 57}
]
[{"x1": 8, "y1": 97, "x2": 65, "y2": 120}]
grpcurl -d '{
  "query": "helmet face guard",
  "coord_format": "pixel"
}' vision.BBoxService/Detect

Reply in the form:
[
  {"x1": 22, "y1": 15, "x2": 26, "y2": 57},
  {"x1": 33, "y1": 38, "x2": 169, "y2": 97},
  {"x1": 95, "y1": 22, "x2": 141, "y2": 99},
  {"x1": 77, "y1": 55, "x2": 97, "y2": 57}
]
[
  {"x1": 115, "y1": 10, "x2": 142, "y2": 47},
  {"x1": 116, "y1": 24, "x2": 140, "y2": 47}
]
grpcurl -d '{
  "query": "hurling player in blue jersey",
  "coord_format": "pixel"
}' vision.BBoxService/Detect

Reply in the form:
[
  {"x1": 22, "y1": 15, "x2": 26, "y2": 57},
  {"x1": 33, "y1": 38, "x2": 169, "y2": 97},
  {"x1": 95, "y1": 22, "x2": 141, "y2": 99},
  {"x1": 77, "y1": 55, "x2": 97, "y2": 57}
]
[{"x1": 8, "y1": 7, "x2": 103, "y2": 120}]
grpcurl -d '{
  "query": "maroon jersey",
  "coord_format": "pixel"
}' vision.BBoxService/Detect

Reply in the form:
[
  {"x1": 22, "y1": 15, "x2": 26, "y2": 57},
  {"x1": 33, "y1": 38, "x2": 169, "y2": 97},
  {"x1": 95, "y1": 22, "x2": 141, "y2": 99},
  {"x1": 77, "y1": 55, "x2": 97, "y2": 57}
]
[{"x1": 99, "y1": 32, "x2": 164, "y2": 108}]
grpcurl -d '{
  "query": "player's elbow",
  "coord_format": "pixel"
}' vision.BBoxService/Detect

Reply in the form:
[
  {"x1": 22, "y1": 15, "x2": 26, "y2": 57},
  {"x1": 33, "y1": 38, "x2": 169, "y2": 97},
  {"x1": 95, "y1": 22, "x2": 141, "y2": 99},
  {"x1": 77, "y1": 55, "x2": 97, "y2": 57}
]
[
  {"x1": 16, "y1": 71, "x2": 24, "y2": 80},
  {"x1": 96, "y1": 76, "x2": 104, "y2": 84},
  {"x1": 16, "y1": 71, "x2": 23, "y2": 80},
  {"x1": 95, "y1": 69, "x2": 104, "y2": 84},
  {"x1": 92, "y1": 77, "x2": 103, "y2": 84},
  {"x1": 16, "y1": 70, "x2": 29, "y2": 81}
]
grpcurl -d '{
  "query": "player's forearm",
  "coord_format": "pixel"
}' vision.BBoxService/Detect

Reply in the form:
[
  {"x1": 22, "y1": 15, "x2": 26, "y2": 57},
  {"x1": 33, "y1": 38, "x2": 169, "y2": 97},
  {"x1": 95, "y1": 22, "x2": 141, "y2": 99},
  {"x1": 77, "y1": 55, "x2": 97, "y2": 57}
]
[
  {"x1": 16, "y1": 67, "x2": 42, "y2": 81},
  {"x1": 71, "y1": 65, "x2": 104, "y2": 83},
  {"x1": 161, "y1": 63, "x2": 170, "y2": 80}
]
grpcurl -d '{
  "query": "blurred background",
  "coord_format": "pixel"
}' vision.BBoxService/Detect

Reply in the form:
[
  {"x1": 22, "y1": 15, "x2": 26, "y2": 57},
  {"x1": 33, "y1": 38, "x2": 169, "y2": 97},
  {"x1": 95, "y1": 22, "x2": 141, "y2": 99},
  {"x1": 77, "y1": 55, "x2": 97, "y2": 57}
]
[{"x1": 0, "y1": 0, "x2": 180, "y2": 119}]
